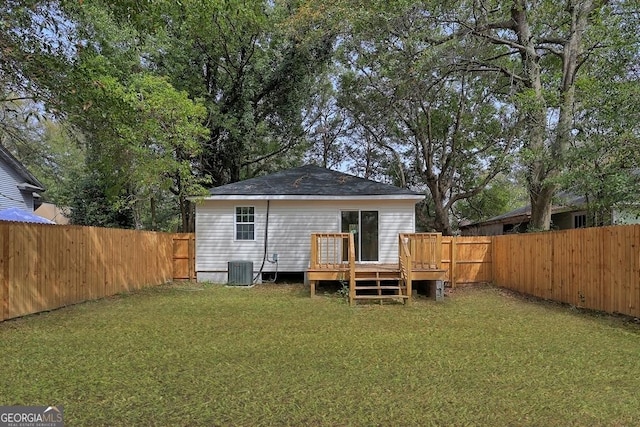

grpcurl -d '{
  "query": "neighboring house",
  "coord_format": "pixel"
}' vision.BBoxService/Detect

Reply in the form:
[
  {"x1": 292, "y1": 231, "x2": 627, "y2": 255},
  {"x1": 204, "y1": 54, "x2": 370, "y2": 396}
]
[
  {"x1": 35, "y1": 202, "x2": 71, "y2": 225},
  {"x1": 460, "y1": 194, "x2": 640, "y2": 236},
  {"x1": 0, "y1": 145, "x2": 45, "y2": 211},
  {"x1": 194, "y1": 165, "x2": 425, "y2": 283}
]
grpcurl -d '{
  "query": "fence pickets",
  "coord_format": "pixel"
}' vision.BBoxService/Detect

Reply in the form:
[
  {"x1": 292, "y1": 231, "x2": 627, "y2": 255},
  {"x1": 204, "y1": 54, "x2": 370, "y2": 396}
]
[
  {"x1": 1, "y1": 223, "x2": 639, "y2": 321},
  {"x1": 0, "y1": 222, "x2": 181, "y2": 321},
  {"x1": 442, "y1": 236, "x2": 493, "y2": 287},
  {"x1": 492, "y1": 225, "x2": 640, "y2": 318},
  {"x1": 173, "y1": 233, "x2": 196, "y2": 281}
]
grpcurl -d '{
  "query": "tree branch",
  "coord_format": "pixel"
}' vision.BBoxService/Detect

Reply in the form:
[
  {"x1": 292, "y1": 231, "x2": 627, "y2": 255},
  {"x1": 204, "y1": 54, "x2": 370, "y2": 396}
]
[{"x1": 0, "y1": 96, "x2": 36, "y2": 103}]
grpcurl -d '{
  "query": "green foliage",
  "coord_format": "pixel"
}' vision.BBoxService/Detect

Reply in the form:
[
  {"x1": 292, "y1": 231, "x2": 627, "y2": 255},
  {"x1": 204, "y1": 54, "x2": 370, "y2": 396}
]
[
  {"x1": 334, "y1": 3, "x2": 517, "y2": 233},
  {"x1": 0, "y1": 96, "x2": 85, "y2": 208},
  {"x1": 335, "y1": 282, "x2": 350, "y2": 299},
  {"x1": 69, "y1": 168, "x2": 136, "y2": 228},
  {"x1": 3, "y1": 0, "x2": 639, "y2": 233},
  {"x1": 425, "y1": 0, "x2": 639, "y2": 230},
  {"x1": 455, "y1": 175, "x2": 528, "y2": 224},
  {"x1": 0, "y1": 0, "x2": 73, "y2": 104},
  {"x1": 112, "y1": 0, "x2": 335, "y2": 184},
  {"x1": 51, "y1": 0, "x2": 334, "y2": 228},
  {"x1": 63, "y1": 69, "x2": 210, "y2": 229},
  {"x1": 559, "y1": 70, "x2": 640, "y2": 225}
]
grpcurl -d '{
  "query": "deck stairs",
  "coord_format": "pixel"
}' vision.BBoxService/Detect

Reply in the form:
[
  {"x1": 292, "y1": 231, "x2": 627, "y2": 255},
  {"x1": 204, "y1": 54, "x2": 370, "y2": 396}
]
[
  {"x1": 352, "y1": 269, "x2": 408, "y2": 303},
  {"x1": 308, "y1": 232, "x2": 445, "y2": 306}
]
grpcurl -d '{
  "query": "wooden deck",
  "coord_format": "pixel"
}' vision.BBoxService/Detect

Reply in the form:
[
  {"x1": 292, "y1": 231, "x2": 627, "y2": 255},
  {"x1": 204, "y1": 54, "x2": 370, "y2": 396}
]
[{"x1": 307, "y1": 233, "x2": 448, "y2": 305}]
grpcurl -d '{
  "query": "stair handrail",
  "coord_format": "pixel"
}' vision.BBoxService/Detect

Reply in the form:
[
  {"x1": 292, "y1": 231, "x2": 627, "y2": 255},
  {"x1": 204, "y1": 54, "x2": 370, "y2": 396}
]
[
  {"x1": 348, "y1": 232, "x2": 356, "y2": 306},
  {"x1": 398, "y1": 234, "x2": 413, "y2": 300}
]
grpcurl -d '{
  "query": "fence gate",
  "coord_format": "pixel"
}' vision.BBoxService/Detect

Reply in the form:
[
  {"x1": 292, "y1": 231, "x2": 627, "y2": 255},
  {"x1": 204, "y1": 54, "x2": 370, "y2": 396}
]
[{"x1": 173, "y1": 233, "x2": 195, "y2": 281}]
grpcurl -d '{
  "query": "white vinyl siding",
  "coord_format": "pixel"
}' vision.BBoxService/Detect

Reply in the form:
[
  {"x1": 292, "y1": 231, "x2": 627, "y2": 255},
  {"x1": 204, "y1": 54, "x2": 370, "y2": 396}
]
[
  {"x1": 0, "y1": 161, "x2": 33, "y2": 211},
  {"x1": 195, "y1": 199, "x2": 417, "y2": 282},
  {"x1": 613, "y1": 208, "x2": 640, "y2": 225}
]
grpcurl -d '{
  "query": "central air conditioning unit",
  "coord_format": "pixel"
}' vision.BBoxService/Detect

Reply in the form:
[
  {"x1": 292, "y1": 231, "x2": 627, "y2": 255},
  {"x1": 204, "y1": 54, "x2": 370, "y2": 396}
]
[{"x1": 228, "y1": 261, "x2": 253, "y2": 286}]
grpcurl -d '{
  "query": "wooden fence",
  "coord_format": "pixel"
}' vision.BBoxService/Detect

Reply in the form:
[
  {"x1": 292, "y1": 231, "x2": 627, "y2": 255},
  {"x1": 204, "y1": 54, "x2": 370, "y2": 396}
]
[
  {"x1": 173, "y1": 233, "x2": 195, "y2": 281},
  {"x1": 442, "y1": 236, "x2": 493, "y2": 287},
  {"x1": 4, "y1": 224, "x2": 637, "y2": 319},
  {"x1": 493, "y1": 225, "x2": 640, "y2": 318},
  {"x1": 0, "y1": 222, "x2": 180, "y2": 321}
]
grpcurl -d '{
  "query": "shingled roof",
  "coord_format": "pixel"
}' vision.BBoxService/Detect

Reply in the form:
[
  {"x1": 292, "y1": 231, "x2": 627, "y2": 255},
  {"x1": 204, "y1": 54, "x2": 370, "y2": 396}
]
[
  {"x1": 205, "y1": 165, "x2": 422, "y2": 199},
  {"x1": 460, "y1": 193, "x2": 588, "y2": 228}
]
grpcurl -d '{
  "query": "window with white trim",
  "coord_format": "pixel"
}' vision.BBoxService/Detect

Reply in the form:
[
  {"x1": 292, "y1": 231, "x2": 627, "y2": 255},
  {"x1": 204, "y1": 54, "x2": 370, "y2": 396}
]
[
  {"x1": 573, "y1": 213, "x2": 587, "y2": 228},
  {"x1": 235, "y1": 207, "x2": 255, "y2": 240}
]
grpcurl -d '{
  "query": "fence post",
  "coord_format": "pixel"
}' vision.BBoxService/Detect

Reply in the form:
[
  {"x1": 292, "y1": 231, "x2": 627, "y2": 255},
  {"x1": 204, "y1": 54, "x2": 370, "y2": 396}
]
[
  {"x1": 450, "y1": 237, "x2": 457, "y2": 289},
  {"x1": 189, "y1": 234, "x2": 196, "y2": 281},
  {"x1": 490, "y1": 235, "x2": 495, "y2": 284},
  {"x1": 1, "y1": 225, "x2": 9, "y2": 321}
]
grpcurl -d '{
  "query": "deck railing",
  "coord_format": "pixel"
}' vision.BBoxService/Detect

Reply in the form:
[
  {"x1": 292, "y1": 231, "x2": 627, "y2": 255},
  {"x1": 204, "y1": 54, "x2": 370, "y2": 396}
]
[
  {"x1": 310, "y1": 233, "x2": 349, "y2": 270},
  {"x1": 309, "y1": 232, "x2": 356, "y2": 303},
  {"x1": 399, "y1": 233, "x2": 442, "y2": 270},
  {"x1": 310, "y1": 232, "x2": 442, "y2": 305}
]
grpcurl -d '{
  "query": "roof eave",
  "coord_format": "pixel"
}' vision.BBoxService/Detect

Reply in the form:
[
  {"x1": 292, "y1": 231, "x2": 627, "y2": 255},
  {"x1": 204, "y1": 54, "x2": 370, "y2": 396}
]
[
  {"x1": 0, "y1": 148, "x2": 46, "y2": 190},
  {"x1": 190, "y1": 194, "x2": 425, "y2": 202}
]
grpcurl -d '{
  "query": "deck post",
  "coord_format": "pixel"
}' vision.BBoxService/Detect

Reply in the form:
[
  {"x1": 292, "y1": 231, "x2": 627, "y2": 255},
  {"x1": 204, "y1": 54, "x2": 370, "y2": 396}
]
[
  {"x1": 348, "y1": 233, "x2": 356, "y2": 306},
  {"x1": 406, "y1": 250, "x2": 413, "y2": 306},
  {"x1": 309, "y1": 234, "x2": 316, "y2": 297}
]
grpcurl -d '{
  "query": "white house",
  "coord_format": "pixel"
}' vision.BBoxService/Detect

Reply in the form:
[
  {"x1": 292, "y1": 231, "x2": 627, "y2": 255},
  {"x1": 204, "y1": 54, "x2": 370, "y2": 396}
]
[
  {"x1": 0, "y1": 145, "x2": 45, "y2": 212},
  {"x1": 194, "y1": 165, "x2": 425, "y2": 283}
]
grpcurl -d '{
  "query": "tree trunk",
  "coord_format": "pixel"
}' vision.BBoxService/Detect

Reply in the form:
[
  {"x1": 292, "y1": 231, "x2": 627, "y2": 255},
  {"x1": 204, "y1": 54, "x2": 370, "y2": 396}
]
[
  {"x1": 179, "y1": 197, "x2": 195, "y2": 233},
  {"x1": 514, "y1": 0, "x2": 595, "y2": 231},
  {"x1": 511, "y1": 0, "x2": 555, "y2": 230},
  {"x1": 528, "y1": 184, "x2": 555, "y2": 230},
  {"x1": 425, "y1": 178, "x2": 454, "y2": 235},
  {"x1": 434, "y1": 206, "x2": 454, "y2": 236}
]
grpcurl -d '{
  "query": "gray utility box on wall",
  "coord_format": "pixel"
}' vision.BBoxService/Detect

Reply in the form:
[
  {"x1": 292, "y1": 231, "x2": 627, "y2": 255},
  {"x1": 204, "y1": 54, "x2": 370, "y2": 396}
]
[{"x1": 228, "y1": 261, "x2": 253, "y2": 286}]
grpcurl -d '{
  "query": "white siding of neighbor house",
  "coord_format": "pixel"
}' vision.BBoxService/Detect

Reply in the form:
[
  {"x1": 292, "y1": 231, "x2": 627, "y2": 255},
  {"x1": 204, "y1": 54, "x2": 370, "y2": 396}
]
[
  {"x1": 0, "y1": 161, "x2": 32, "y2": 211},
  {"x1": 195, "y1": 199, "x2": 417, "y2": 283},
  {"x1": 613, "y1": 208, "x2": 640, "y2": 225}
]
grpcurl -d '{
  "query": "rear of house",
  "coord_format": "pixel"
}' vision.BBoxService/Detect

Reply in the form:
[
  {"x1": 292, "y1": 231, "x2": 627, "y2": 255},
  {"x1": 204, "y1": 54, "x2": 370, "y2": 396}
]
[{"x1": 194, "y1": 166, "x2": 424, "y2": 283}]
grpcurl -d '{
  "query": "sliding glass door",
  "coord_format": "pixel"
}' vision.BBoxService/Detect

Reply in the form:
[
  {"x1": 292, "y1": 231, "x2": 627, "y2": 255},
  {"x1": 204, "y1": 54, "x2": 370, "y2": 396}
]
[{"x1": 341, "y1": 210, "x2": 379, "y2": 262}]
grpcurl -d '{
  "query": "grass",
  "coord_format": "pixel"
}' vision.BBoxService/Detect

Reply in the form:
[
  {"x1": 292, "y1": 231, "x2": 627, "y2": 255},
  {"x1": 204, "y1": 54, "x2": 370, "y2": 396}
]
[{"x1": 1, "y1": 283, "x2": 640, "y2": 426}]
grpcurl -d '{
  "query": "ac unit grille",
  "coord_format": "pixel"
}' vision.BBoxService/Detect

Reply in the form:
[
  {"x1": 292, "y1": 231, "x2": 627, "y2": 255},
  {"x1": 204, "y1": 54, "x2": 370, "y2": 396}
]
[{"x1": 228, "y1": 261, "x2": 253, "y2": 285}]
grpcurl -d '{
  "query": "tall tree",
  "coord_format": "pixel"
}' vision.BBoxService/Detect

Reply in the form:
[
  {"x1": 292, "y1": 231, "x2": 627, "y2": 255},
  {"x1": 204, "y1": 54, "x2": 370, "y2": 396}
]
[
  {"x1": 336, "y1": 4, "x2": 517, "y2": 234},
  {"x1": 443, "y1": 0, "x2": 639, "y2": 230},
  {"x1": 60, "y1": 56, "x2": 209, "y2": 230},
  {"x1": 303, "y1": 73, "x2": 350, "y2": 170},
  {"x1": 119, "y1": 0, "x2": 335, "y2": 184},
  {"x1": 560, "y1": 40, "x2": 640, "y2": 225},
  {"x1": 4, "y1": 0, "x2": 334, "y2": 229}
]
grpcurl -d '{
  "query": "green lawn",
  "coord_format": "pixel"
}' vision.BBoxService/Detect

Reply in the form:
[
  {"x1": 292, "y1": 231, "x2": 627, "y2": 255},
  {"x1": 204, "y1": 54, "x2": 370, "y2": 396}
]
[{"x1": 1, "y1": 284, "x2": 639, "y2": 426}]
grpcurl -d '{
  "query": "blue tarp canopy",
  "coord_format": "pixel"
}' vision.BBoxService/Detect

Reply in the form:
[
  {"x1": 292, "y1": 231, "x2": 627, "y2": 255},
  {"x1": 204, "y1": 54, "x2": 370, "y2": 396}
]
[{"x1": 0, "y1": 207, "x2": 55, "y2": 224}]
